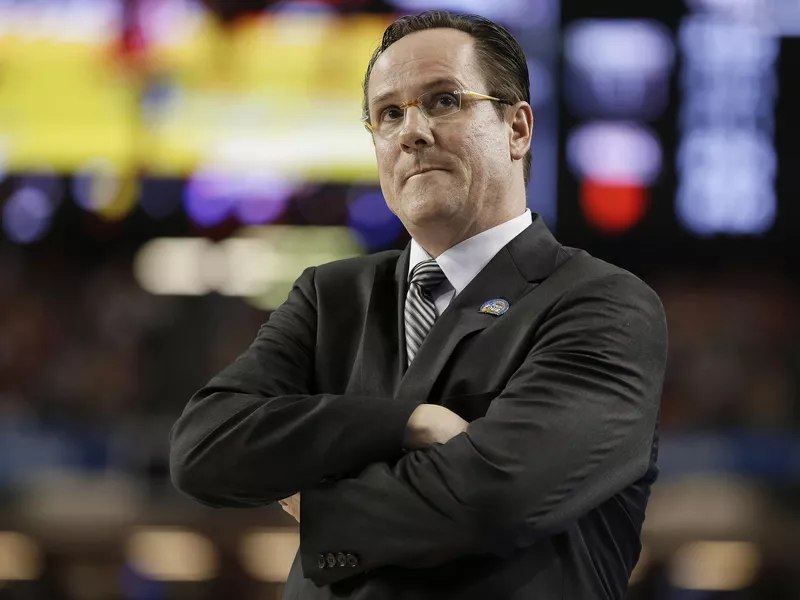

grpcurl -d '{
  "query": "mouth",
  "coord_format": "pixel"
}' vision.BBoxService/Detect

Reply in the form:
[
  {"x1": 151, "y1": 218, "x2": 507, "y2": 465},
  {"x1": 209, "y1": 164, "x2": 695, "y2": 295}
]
[{"x1": 406, "y1": 168, "x2": 447, "y2": 181}]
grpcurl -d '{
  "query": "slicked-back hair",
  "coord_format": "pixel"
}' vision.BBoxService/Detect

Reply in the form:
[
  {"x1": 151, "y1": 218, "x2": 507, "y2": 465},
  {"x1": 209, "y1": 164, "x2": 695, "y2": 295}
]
[{"x1": 362, "y1": 11, "x2": 532, "y2": 186}]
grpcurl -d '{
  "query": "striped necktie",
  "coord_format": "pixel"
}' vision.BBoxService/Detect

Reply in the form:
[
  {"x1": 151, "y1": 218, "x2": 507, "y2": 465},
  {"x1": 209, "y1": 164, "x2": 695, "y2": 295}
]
[{"x1": 405, "y1": 259, "x2": 448, "y2": 365}]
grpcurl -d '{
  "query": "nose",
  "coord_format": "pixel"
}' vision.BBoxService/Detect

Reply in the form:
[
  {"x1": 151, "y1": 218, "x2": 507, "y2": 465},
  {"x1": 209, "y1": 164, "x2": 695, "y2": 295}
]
[{"x1": 398, "y1": 105, "x2": 434, "y2": 153}]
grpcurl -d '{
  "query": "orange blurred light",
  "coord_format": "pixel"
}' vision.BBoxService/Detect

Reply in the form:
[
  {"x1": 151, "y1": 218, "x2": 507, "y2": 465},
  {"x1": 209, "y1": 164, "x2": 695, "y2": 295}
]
[{"x1": 581, "y1": 179, "x2": 648, "y2": 235}]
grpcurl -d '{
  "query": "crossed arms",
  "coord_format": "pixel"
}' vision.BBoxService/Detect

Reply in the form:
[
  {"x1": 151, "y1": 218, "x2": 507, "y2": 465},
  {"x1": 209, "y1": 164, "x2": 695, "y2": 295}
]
[{"x1": 169, "y1": 264, "x2": 668, "y2": 586}]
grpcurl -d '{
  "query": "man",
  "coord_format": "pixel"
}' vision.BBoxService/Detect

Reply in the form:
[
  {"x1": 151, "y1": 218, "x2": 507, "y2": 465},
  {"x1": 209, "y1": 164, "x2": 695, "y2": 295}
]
[{"x1": 170, "y1": 10, "x2": 668, "y2": 600}]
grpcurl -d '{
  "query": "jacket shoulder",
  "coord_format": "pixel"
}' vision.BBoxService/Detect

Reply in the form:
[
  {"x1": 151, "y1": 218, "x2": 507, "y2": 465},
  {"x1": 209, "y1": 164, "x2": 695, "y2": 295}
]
[
  {"x1": 312, "y1": 249, "x2": 403, "y2": 284},
  {"x1": 558, "y1": 247, "x2": 664, "y2": 310}
]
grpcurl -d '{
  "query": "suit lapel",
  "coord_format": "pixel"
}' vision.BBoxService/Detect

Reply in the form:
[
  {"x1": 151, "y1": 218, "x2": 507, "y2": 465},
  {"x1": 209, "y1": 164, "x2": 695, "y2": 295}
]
[
  {"x1": 357, "y1": 248, "x2": 409, "y2": 398},
  {"x1": 394, "y1": 215, "x2": 564, "y2": 402},
  {"x1": 394, "y1": 245, "x2": 411, "y2": 384}
]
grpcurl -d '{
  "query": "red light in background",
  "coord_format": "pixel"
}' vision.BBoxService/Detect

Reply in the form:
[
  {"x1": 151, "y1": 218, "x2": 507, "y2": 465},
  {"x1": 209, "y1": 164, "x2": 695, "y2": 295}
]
[{"x1": 581, "y1": 179, "x2": 648, "y2": 235}]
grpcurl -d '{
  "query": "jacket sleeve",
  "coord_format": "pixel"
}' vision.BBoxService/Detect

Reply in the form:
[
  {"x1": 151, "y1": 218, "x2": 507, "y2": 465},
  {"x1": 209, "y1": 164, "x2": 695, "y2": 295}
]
[
  {"x1": 169, "y1": 266, "x2": 419, "y2": 508},
  {"x1": 299, "y1": 271, "x2": 668, "y2": 587}
]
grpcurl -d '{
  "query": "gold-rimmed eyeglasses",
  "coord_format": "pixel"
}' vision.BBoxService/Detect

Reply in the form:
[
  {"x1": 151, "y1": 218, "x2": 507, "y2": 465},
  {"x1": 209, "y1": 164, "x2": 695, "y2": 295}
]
[{"x1": 363, "y1": 89, "x2": 510, "y2": 139}]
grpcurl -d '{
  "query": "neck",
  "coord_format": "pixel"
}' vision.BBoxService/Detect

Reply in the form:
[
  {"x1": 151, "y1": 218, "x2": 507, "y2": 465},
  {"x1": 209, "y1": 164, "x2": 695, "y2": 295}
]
[{"x1": 410, "y1": 202, "x2": 527, "y2": 258}]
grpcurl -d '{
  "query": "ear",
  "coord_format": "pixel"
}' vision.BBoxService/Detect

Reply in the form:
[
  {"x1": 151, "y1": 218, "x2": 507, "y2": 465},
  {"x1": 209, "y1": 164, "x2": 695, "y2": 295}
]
[{"x1": 508, "y1": 102, "x2": 533, "y2": 161}]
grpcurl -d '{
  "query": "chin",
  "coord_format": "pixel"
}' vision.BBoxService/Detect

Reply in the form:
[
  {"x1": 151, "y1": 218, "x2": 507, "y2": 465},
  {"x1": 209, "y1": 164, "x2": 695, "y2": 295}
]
[{"x1": 400, "y1": 192, "x2": 465, "y2": 228}]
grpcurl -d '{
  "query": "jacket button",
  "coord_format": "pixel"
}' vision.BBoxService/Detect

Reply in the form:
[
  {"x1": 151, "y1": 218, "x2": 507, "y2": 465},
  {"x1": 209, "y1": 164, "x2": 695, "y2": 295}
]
[
  {"x1": 326, "y1": 553, "x2": 337, "y2": 568},
  {"x1": 317, "y1": 554, "x2": 326, "y2": 569},
  {"x1": 336, "y1": 552, "x2": 347, "y2": 567},
  {"x1": 346, "y1": 553, "x2": 359, "y2": 567}
]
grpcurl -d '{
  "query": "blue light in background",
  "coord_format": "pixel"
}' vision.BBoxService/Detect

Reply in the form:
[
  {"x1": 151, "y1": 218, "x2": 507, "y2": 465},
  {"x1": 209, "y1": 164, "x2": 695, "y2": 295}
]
[
  {"x1": 346, "y1": 189, "x2": 403, "y2": 251},
  {"x1": 676, "y1": 13, "x2": 779, "y2": 237},
  {"x1": 184, "y1": 168, "x2": 294, "y2": 227},
  {"x1": 235, "y1": 194, "x2": 290, "y2": 225},
  {"x1": 2, "y1": 186, "x2": 54, "y2": 244},
  {"x1": 567, "y1": 121, "x2": 663, "y2": 186},
  {"x1": 232, "y1": 173, "x2": 295, "y2": 225},
  {"x1": 20, "y1": 171, "x2": 63, "y2": 207},
  {"x1": 183, "y1": 170, "x2": 233, "y2": 228},
  {"x1": 564, "y1": 19, "x2": 675, "y2": 120}
]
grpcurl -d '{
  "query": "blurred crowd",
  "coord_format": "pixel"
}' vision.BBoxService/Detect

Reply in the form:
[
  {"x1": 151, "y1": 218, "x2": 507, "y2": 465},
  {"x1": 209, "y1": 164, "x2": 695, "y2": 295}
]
[
  {"x1": 655, "y1": 267, "x2": 800, "y2": 433},
  {"x1": 1, "y1": 242, "x2": 799, "y2": 599},
  {"x1": 1, "y1": 244, "x2": 798, "y2": 489}
]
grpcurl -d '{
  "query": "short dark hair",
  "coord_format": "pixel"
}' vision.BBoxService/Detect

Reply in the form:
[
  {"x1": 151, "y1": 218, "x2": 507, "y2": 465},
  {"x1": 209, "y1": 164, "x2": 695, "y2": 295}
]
[{"x1": 362, "y1": 11, "x2": 532, "y2": 186}]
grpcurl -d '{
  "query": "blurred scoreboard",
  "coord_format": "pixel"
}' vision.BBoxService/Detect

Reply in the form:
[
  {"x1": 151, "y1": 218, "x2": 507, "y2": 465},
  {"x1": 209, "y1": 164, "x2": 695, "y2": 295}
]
[
  {"x1": 558, "y1": 0, "x2": 800, "y2": 270},
  {"x1": 0, "y1": 0, "x2": 561, "y2": 249},
  {"x1": 0, "y1": 0, "x2": 388, "y2": 181},
  {"x1": 1, "y1": 0, "x2": 798, "y2": 265}
]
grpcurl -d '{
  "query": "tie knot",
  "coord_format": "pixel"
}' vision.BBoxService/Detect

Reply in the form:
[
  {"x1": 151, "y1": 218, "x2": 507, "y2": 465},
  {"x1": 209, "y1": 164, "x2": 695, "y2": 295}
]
[{"x1": 409, "y1": 259, "x2": 447, "y2": 290}]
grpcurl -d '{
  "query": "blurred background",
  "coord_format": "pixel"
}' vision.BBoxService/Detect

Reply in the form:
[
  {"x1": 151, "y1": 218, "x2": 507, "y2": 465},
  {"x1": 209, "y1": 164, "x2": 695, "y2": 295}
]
[{"x1": 0, "y1": 0, "x2": 798, "y2": 598}]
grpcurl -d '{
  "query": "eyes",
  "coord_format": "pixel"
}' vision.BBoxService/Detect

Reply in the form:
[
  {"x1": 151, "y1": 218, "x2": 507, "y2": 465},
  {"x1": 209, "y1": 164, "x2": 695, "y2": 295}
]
[
  {"x1": 378, "y1": 92, "x2": 460, "y2": 123},
  {"x1": 381, "y1": 107, "x2": 404, "y2": 123}
]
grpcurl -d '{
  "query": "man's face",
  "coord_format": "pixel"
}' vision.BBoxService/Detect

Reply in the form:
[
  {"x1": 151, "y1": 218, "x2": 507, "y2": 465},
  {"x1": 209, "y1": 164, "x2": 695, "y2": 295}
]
[{"x1": 366, "y1": 28, "x2": 513, "y2": 235}]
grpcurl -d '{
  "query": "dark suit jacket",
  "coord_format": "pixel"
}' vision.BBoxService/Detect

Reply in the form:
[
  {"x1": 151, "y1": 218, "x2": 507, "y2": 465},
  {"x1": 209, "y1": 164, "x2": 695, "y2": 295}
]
[{"x1": 169, "y1": 214, "x2": 668, "y2": 599}]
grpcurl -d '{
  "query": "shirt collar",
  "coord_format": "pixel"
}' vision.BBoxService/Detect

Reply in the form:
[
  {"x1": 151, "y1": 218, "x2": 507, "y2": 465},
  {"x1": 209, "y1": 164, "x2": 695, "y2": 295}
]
[{"x1": 408, "y1": 208, "x2": 533, "y2": 295}]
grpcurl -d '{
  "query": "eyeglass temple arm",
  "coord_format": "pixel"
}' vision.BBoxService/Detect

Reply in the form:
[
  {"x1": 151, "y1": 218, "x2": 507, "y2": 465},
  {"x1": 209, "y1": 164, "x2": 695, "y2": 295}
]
[
  {"x1": 456, "y1": 90, "x2": 506, "y2": 102},
  {"x1": 362, "y1": 90, "x2": 509, "y2": 128}
]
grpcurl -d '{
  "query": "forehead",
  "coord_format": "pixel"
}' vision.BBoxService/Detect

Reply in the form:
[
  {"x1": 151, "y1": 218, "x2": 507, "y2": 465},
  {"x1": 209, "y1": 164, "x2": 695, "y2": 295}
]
[{"x1": 368, "y1": 28, "x2": 482, "y2": 102}]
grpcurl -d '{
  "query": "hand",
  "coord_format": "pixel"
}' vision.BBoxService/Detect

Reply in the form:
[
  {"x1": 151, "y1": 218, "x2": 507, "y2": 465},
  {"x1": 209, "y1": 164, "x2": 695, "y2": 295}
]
[
  {"x1": 279, "y1": 493, "x2": 300, "y2": 522},
  {"x1": 403, "y1": 404, "x2": 468, "y2": 451}
]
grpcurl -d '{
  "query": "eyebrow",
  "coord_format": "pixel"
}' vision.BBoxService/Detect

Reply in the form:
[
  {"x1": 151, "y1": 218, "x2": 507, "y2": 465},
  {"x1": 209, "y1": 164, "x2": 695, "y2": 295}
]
[{"x1": 369, "y1": 77, "x2": 463, "y2": 110}]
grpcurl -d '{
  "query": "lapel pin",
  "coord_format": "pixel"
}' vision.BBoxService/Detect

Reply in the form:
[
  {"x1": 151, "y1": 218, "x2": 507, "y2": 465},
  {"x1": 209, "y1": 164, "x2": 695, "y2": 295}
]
[{"x1": 479, "y1": 299, "x2": 510, "y2": 316}]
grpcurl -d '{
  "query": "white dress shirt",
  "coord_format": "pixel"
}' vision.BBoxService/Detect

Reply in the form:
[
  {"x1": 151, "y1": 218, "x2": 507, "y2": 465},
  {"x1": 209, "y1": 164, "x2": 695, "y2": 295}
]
[{"x1": 407, "y1": 209, "x2": 533, "y2": 316}]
